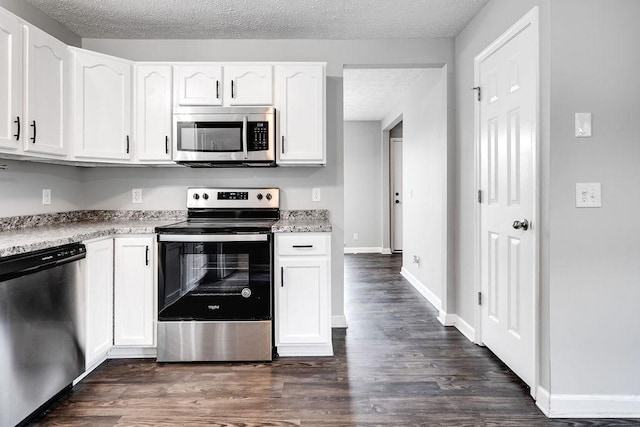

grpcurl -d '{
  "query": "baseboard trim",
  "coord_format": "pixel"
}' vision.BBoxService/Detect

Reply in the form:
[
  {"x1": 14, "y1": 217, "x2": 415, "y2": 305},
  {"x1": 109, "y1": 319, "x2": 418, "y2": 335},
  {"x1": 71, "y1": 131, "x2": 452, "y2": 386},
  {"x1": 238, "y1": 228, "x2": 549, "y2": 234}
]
[
  {"x1": 344, "y1": 246, "x2": 383, "y2": 254},
  {"x1": 536, "y1": 386, "x2": 551, "y2": 417},
  {"x1": 437, "y1": 313, "x2": 476, "y2": 343},
  {"x1": 108, "y1": 346, "x2": 157, "y2": 359},
  {"x1": 400, "y1": 267, "x2": 442, "y2": 312},
  {"x1": 381, "y1": 248, "x2": 392, "y2": 255},
  {"x1": 277, "y1": 344, "x2": 334, "y2": 357},
  {"x1": 332, "y1": 314, "x2": 348, "y2": 328},
  {"x1": 548, "y1": 394, "x2": 640, "y2": 418}
]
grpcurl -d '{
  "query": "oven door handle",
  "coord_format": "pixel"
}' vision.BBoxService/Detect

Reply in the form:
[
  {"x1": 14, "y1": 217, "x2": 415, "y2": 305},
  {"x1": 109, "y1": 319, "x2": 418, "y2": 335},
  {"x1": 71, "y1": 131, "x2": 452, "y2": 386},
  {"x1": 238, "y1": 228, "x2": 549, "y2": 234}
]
[
  {"x1": 242, "y1": 116, "x2": 248, "y2": 159},
  {"x1": 158, "y1": 234, "x2": 268, "y2": 242}
]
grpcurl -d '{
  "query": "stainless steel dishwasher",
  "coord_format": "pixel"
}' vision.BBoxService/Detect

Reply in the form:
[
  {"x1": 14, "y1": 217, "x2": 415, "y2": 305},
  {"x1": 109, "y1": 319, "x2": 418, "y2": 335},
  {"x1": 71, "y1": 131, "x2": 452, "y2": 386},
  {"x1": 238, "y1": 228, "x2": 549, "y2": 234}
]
[{"x1": 0, "y1": 243, "x2": 86, "y2": 427}]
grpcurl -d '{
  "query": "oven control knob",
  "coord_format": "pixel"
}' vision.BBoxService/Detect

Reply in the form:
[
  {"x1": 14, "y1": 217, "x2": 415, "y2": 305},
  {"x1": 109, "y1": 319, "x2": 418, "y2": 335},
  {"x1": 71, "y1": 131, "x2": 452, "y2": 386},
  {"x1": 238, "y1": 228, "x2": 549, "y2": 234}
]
[
  {"x1": 266, "y1": 193, "x2": 272, "y2": 201},
  {"x1": 193, "y1": 193, "x2": 200, "y2": 200},
  {"x1": 202, "y1": 193, "x2": 209, "y2": 200},
  {"x1": 241, "y1": 288, "x2": 252, "y2": 298},
  {"x1": 257, "y1": 193, "x2": 263, "y2": 200}
]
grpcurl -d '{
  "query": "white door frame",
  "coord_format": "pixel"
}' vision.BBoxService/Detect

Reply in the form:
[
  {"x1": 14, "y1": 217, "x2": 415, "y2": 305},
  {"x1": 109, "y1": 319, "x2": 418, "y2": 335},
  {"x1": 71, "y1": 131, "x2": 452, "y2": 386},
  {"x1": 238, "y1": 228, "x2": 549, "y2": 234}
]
[
  {"x1": 473, "y1": 6, "x2": 540, "y2": 397},
  {"x1": 390, "y1": 137, "x2": 403, "y2": 253}
]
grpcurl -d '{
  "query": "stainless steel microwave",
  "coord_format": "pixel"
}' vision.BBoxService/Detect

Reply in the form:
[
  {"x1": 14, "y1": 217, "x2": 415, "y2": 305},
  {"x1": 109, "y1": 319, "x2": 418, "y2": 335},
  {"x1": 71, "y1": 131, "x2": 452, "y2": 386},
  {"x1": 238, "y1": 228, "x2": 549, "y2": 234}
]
[{"x1": 173, "y1": 107, "x2": 276, "y2": 167}]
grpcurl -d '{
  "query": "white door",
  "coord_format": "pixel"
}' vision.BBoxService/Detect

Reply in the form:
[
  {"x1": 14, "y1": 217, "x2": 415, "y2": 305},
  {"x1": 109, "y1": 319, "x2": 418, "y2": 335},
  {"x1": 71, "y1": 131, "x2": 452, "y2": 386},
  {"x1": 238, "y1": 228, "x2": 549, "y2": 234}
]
[
  {"x1": 0, "y1": 10, "x2": 22, "y2": 151},
  {"x1": 23, "y1": 25, "x2": 68, "y2": 156},
  {"x1": 114, "y1": 237, "x2": 155, "y2": 346},
  {"x1": 174, "y1": 65, "x2": 223, "y2": 106},
  {"x1": 73, "y1": 50, "x2": 131, "y2": 160},
  {"x1": 275, "y1": 65, "x2": 325, "y2": 164},
  {"x1": 477, "y1": 10, "x2": 538, "y2": 388},
  {"x1": 225, "y1": 65, "x2": 272, "y2": 105},
  {"x1": 135, "y1": 64, "x2": 172, "y2": 161},
  {"x1": 391, "y1": 138, "x2": 403, "y2": 252}
]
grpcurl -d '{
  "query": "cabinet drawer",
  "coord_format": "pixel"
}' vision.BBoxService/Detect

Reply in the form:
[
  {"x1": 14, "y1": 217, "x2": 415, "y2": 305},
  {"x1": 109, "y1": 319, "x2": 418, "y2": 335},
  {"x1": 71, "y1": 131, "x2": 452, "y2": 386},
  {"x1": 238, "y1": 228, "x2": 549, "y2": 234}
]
[{"x1": 277, "y1": 234, "x2": 329, "y2": 256}]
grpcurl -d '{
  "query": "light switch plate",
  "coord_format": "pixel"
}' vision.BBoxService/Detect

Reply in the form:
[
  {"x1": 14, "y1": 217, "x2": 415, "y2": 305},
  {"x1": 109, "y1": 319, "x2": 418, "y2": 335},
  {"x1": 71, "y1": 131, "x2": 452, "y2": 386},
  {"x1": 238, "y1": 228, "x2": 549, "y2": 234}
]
[
  {"x1": 575, "y1": 113, "x2": 592, "y2": 137},
  {"x1": 576, "y1": 183, "x2": 601, "y2": 207}
]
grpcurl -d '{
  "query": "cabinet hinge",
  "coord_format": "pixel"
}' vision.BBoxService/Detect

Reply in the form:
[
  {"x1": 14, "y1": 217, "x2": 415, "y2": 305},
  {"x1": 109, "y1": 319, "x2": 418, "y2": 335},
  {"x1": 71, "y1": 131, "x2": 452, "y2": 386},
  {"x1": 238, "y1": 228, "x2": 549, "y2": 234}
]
[
  {"x1": 478, "y1": 292, "x2": 482, "y2": 306},
  {"x1": 477, "y1": 190, "x2": 482, "y2": 203},
  {"x1": 472, "y1": 86, "x2": 482, "y2": 102}
]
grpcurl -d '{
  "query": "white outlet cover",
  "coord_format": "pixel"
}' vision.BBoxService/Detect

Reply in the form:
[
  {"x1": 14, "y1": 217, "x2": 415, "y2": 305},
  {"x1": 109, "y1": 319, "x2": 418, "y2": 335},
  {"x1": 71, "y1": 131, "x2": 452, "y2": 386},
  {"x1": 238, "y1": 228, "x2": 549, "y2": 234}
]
[
  {"x1": 575, "y1": 113, "x2": 592, "y2": 138},
  {"x1": 42, "y1": 189, "x2": 51, "y2": 205},
  {"x1": 312, "y1": 187, "x2": 321, "y2": 202},
  {"x1": 576, "y1": 183, "x2": 601, "y2": 208},
  {"x1": 132, "y1": 188, "x2": 143, "y2": 204}
]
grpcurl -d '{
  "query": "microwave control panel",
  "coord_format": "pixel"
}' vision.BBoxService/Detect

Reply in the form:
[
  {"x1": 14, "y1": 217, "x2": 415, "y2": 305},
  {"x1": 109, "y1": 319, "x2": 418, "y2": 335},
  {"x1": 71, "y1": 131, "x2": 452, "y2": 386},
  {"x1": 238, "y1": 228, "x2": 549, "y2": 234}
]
[{"x1": 248, "y1": 122, "x2": 269, "y2": 151}]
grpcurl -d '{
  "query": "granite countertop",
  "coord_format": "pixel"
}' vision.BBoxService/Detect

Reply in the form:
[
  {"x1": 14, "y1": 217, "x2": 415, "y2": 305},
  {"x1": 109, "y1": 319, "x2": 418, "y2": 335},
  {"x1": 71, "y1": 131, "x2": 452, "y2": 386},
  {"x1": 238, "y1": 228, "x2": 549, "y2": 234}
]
[
  {"x1": 0, "y1": 219, "x2": 180, "y2": 258},
  {"x1": 0, "y1": 209, "x2": 332, "y2": 258},
  {"x1": 272, "y1": 209, "x2": 332, "y2": 233}
]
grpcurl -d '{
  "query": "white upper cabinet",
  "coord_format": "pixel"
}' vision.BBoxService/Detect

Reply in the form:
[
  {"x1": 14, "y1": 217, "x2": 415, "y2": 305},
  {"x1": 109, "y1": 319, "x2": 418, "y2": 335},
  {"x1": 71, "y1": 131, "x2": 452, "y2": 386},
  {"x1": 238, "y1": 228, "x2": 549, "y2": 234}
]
[
  {"x1": 174, "y1": 64, "x2": 272, "y2": 107},
  {"x1": 0, "y1": 10, "x2": 22, "y2": 152},
  {"x1": 135, "y1": 64, "x2": 172, "y2": 161},
  {"x1": 225, "y1": 65, "x2": 272, "y2": 105},
  {"x1": 72, "y1": 49, "x2": 132, "y2": 161},
  {"x1": 23, "y1": 24, "x2": 68, "y2": 157},
  {"x1": 275, "y1": 65, "x2": 325, "y2": 165},
  {"x1": 174, "y1": 65, "x2": 222, "y2": 106}
]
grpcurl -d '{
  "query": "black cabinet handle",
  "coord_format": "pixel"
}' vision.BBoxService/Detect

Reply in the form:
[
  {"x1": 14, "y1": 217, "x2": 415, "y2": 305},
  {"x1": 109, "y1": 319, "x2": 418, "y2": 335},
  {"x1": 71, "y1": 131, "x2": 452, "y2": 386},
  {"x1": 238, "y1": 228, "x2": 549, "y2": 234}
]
[
  {"x1": 280, "y1": 266, "x2": 284, "y2": 287},
  {"x1": 281, "y1": 135, "x2": 285, "y2": 154},
  {"x1": 126, "y1": 135, "x2": 130, "y2": 154},
  {"x1": 231, "y1": 80, "x2": 234, "y2": 98},
  {"x1": 30, "y1": 120, "x2": 36, "y2": 144},
  {"x1": 292, "y1": 245, "x2": 314, "y2": 248},
  {"x1": 14, "y1": 117, "x2": 20, "y2": 141},
  {"x1": 165, "y1": 136, "x2": 169, "y2": 154},
  {"x1": 145, "y1": 246, "x2": 149, "y2": 266},
  {"x1": 216, "y1": 81, "x2": 220, "y2": 99}
]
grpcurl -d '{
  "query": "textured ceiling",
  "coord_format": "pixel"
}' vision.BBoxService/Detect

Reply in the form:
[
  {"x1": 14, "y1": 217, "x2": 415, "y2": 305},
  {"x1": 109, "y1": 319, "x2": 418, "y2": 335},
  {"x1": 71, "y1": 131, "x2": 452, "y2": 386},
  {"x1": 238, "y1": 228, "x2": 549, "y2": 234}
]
[
  {"x1": 344, "y1": 68, "x2": 427, "y2": 121},
  {"x1": 23, "y1": 0, "x2": 488, "y2": 39}
]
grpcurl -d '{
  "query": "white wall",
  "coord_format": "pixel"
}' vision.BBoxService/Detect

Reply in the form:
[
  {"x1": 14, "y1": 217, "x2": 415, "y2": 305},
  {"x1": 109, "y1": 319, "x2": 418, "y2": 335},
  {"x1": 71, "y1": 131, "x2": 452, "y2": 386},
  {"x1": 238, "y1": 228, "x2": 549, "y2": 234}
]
[
  {"x1": 381, "y1": 68, "x2": 448, "y2": 310},
  {"x1": 0, "y1": 159, "x2": 83, "y2": 217},
  {"x1": 80, "y1": 37, "x2": 454, "y2": 324},
  {"x1": 548, "y1": 0, "x2": 640, "y2": 398},
  {"x1": 344, "y1": 121, "x2": 382, "y2": 251}
]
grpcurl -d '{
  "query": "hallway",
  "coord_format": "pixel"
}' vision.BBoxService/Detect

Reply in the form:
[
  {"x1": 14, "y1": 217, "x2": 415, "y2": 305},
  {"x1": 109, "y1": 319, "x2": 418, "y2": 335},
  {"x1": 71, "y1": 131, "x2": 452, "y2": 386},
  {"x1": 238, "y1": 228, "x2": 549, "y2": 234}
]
[{"x1": 33, "y1": 254, "x2": 638, "y2": 425}]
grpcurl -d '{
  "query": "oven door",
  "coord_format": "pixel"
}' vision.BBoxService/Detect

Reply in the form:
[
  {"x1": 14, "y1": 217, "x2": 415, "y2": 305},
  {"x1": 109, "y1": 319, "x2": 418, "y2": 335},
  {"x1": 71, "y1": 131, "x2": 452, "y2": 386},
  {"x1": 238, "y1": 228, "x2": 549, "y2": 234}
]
[{"x1": 158, "y1": 234, "x2": 272, "y2": 321}]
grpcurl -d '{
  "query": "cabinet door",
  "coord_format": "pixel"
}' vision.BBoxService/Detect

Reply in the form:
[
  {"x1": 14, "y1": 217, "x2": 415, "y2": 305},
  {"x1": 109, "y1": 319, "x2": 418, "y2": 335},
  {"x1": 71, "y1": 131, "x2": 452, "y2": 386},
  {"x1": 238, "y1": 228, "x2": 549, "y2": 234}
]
[
  {"x1": 135, "y1": 65, "x2": 172, "y2": 161},
  {"x1": 0, "y1": 11, "x2": 22, "y2": 152},
  {"x1": 225, "y1": 65, "x2": 272, "y2": 105},
  {"x1": 84, "y1": 239, "x2": 114, "y2": 368},
  {"x1": 23, "y1": 25, "x2": 67, "y2": 156},
  {"x1": 276, "y1": 257, "x2": 330, "y2": 345},
  {"x1": 174, "y1": 65, "x2": 222, "y2": 106},
  {"x1": 114, "y1": 237, "x2": 155, "y2": 346},
  {"x1": 73, "y1": 50, "x2": 131, "y2": 160},
  {"x1": 275, "y1": 65, "x2": 325, "y2": 164}
]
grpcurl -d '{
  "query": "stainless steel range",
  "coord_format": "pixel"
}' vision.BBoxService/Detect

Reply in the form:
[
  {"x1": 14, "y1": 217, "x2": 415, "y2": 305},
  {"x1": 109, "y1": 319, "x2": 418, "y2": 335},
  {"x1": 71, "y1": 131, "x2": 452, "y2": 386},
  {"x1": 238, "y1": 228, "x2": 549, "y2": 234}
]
[{"x1": 156, "y1": 187, "x2": 279, "y2": 362}]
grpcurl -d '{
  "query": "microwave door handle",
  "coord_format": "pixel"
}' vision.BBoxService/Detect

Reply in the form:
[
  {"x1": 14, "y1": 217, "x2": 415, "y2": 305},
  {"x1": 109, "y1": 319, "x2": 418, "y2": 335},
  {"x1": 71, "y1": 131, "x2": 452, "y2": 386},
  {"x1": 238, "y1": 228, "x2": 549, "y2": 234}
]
[{"x1": 242, "y1": 116, "x2": 248, "y2": 159}]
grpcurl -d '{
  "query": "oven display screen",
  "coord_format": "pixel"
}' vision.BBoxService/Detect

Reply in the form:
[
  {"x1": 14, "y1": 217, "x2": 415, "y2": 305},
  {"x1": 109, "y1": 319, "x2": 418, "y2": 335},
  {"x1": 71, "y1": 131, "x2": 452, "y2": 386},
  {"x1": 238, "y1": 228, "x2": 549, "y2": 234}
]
[{"x1": 218, "y1": 192, "x2": 248, "y2": 200}]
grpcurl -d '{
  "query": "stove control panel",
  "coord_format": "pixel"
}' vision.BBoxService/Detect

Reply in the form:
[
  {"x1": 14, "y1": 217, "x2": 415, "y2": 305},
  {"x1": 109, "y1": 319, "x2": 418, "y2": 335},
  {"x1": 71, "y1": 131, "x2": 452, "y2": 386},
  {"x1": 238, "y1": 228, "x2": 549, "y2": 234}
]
[{"x1": 187, "y1": 188, "x2": 279, "y2": 209}]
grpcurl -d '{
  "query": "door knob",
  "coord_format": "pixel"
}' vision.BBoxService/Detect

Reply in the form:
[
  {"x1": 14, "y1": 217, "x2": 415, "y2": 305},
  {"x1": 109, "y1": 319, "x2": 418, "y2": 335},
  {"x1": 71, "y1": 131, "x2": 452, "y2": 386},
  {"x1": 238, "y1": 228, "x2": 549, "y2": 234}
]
[{"x1": 512, "y1": 219, "x2": 529, "y2": 231}]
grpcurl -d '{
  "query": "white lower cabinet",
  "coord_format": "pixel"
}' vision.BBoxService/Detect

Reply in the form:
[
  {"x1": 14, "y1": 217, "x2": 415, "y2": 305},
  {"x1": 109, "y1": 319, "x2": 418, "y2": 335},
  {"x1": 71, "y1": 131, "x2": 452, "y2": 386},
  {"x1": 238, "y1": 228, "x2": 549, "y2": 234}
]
[
  {"x1": 83, "y1": 238, "x2": 114, "y2": 369},
  {"x1": 275, "y1": 233, "x2": 332, "y2": 356},
  {"x1": 114, "y1": 236, "x2": 155, "y2": 347}
]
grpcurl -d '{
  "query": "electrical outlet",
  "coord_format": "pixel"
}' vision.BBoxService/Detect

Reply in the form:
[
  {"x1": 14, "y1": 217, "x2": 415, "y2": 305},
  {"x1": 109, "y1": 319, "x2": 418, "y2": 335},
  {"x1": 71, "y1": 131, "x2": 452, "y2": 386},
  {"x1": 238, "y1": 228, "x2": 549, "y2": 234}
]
[
  {"x1": 132, "y1": 188, "x2": 143, "y2": 204},
  {"x1": 353, "y1": 233, "x2": 359, "y2": 241},
  {"x1": 42, "y1": 189, "x2": 51, "y2": 205},
  {"x1": 576, "y1": 183, "x2": 601, "y2": 207},
  {"x1": 312, "y1": 187, "x2": 321, "y2": 202}
]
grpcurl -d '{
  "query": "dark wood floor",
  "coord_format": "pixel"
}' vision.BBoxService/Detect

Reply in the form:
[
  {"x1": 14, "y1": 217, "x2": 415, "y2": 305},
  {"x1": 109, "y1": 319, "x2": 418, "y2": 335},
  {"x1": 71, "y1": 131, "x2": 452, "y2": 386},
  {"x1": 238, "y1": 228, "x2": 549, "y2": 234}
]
[{"x1": 33, "y1": 254, "x2": 639, "y2": 426}]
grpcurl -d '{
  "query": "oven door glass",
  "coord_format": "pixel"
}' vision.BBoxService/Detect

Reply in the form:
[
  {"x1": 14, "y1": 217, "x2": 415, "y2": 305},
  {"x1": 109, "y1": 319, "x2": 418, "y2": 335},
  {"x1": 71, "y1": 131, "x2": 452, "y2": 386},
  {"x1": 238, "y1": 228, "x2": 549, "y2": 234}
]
[
  {"x1": 158, "y1": 238, "x2": 272, "y2": 320},
  {"x1": 177, "y1": 121, "x2": 242, "y2": 152}
]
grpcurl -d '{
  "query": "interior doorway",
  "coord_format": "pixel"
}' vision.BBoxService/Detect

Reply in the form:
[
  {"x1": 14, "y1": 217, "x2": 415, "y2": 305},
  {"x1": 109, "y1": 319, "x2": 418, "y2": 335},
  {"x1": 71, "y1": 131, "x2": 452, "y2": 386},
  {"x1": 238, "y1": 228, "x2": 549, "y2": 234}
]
[{"x1": 390, "y1": 134, "x2": 403, "y2": 253}]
